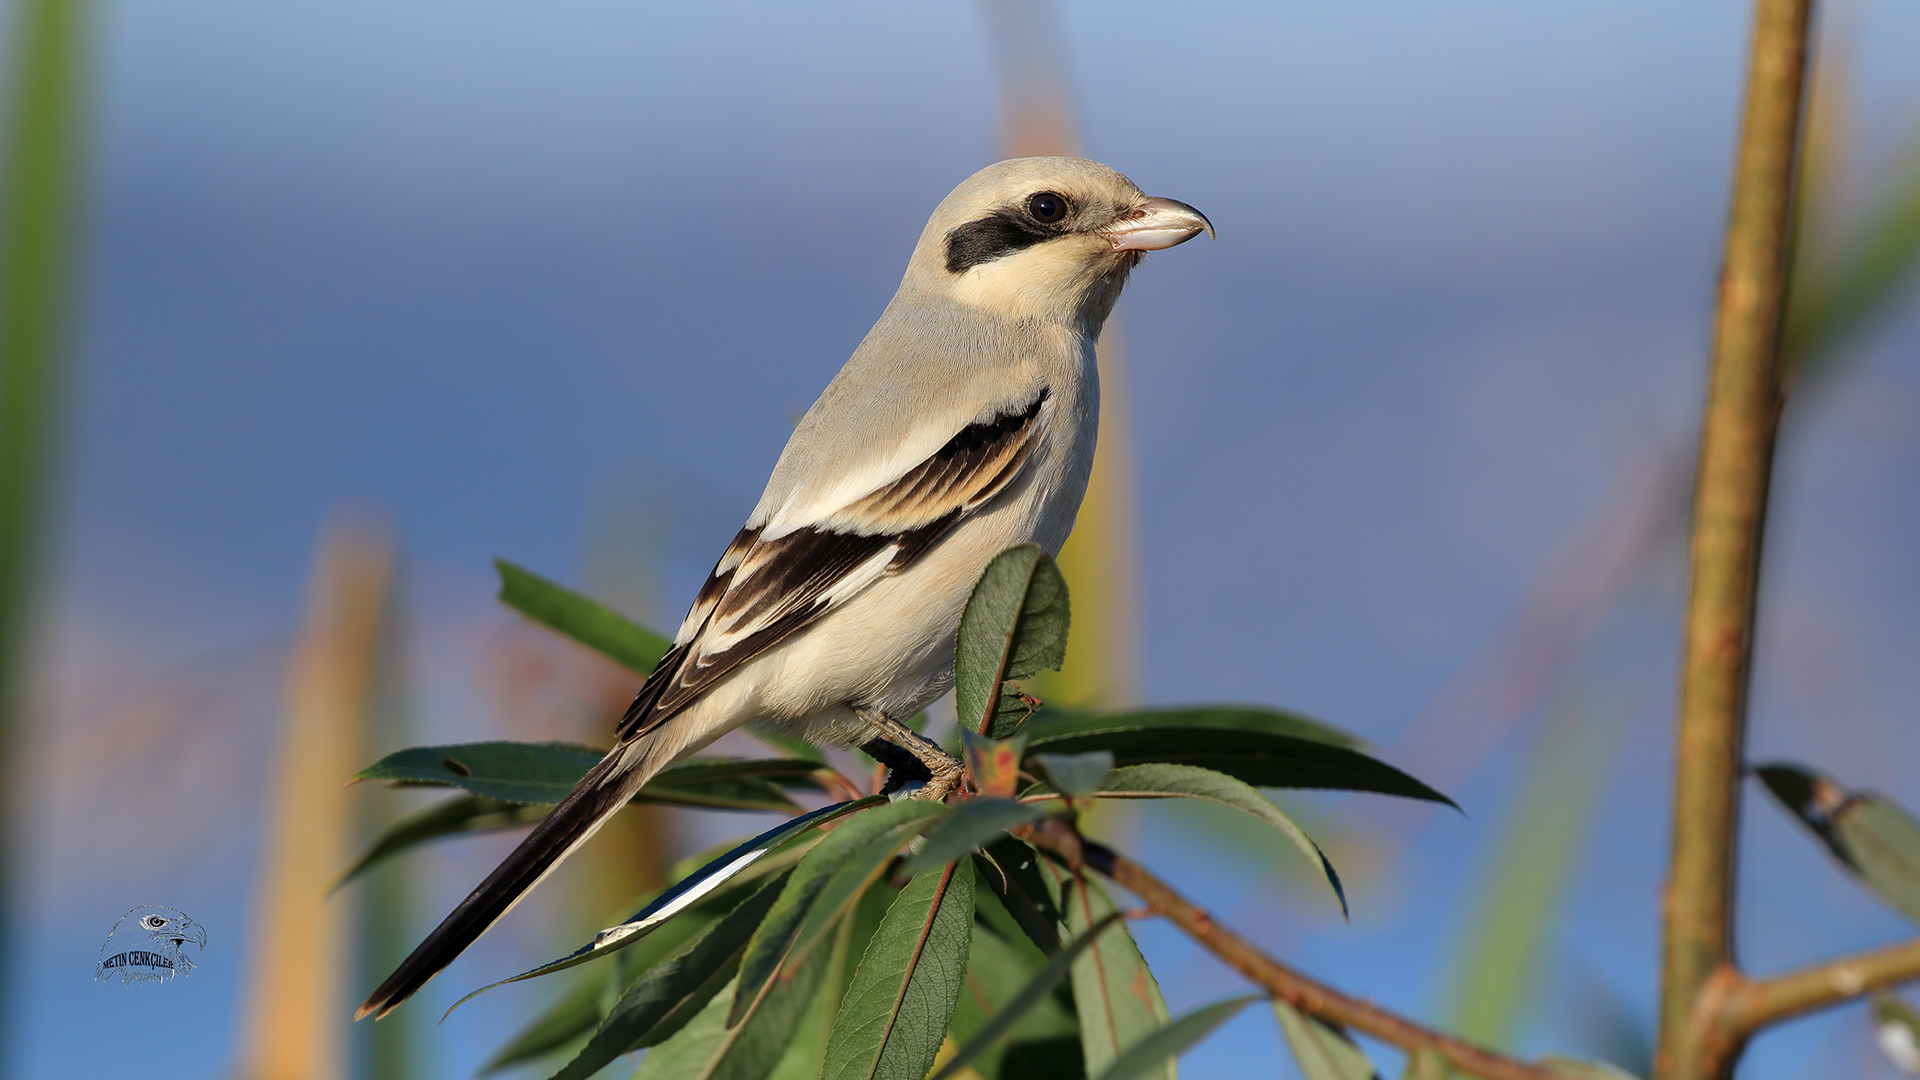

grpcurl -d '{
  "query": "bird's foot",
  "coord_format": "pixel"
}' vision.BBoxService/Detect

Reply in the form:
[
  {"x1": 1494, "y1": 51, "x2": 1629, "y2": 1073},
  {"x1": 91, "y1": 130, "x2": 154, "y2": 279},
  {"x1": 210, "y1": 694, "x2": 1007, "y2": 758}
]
[{"x1": 856, "y1": 709, "x2": 968, "y2": 803}]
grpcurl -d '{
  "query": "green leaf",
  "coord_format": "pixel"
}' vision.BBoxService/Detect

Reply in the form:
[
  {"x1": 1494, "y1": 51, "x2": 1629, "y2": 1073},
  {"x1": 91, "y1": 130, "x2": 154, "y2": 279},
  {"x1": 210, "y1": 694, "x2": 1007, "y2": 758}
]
[
  {"x1": 899, "y1": 799, "x2": 1046, "y2": 880},
  {"x1": 1033, "y1": 763, "x2": 1346, "y2": 917},
  {"x1": 1028, "y1": 752, "x2": 1113, "y2": 797},
  {"x1": 1873, "y1": 993, "x2": 1920, "y2": 1075},
  {"x1": 477, "y1": 975, "x2": 607, "y2": 1075},
  {"x1": 955, "y1": 544, "x2": 1070, "y2": 738},
  {"x1": 334, "y1": 795, "x2": 547, "y2": 892},
  {"x1": 1024, "y1": 726, "x2": 1453, "y2": 806},
  {"x1": 352, "y1": 741, "x2": 824, "y2": 810},
  {"x1": 549, "y1": 871, "x2": 790, "y2": 1080},
  {"x1": 1535, "y1": 1057, "x2": 1644, "y2": 1080},
  {"x1": 1039, "y1": 865, "x2": 1172, "y2": 1079},
  {"x1": 1027, "y1": 705, "x2": 1364, "y2": 748},
  {"x1": 822, "y1": 860, "x2": 977, "y2": 1080},
  {"x1": 629, "y1": 946, "x2": 834, "y2": 1080},
  {"x1": 496, "y1": 558, "x2": 673, "y2": 674},
  {"x1": 1402, "y1": 1048, "x2": 1451, "y2": 1080},
  {"x1": 931, "y1": 912, "x2": 1120, "y2": 1080},
  {"x1": 1272, "y1": 1001, "x2": 1379, "y2": 1080},
  {"x1": 1089, "y1": 995, "x2": 1258, "y2": 1080},
  {"x1": 733, "y1": 800, "x2": 951, "y2": 1026},
  {"x1": 944, "y1": 888, "x2": 1081, "y2": 1080},
  {"x1": 355, "y1": 741, "x2": 605, "y2": 803},
  {"x1": 450, "y1": 799, "x2": 883, "y2": 1012},
  {"x1": 1756, "y1": 763, "x2": 1920, "y2": 925}
]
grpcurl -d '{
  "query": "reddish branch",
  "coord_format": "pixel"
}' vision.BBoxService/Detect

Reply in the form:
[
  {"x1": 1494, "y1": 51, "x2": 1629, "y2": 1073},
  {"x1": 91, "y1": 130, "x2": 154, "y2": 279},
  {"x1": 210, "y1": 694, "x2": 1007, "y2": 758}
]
[{"x1": 1020, "y1": 819, "x2": 1563, "y2": 1080}]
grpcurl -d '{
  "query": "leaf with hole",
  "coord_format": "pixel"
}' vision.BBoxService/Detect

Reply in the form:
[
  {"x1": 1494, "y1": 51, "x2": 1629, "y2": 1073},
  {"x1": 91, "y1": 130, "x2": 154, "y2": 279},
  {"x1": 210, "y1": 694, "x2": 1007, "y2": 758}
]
[
  {"x1": 1024, "y1": 726, "x2": 1452, "y2": 806},
  {"x1": 732, "y1": 800, "x2": 950, "y2": 1027},
  {"x1": 1756, "y1": 762, "x2": 1920, "y2": 925},
  {"x1": 1089, "y1": 995, "x2": 1258, "y2": 1080},
  {"x1": 496, "y1": 557, "x2": 673, "y2": 674},
  {"x1": 821, "y1": 860, "x2": 977, "y2": 1080},
  {"x1": 334, "y1": 795, "x2": 547, "y2": 892},
  {"x1": 955, "y1": 544, "x2": 1070, "y2": 738},
  {"x1": 547, "y1": 871, "x2": 789, "y2": 1080},
  {"x1": 1273, "y1": 1001, "x2": 1380, "y2": 1080},
  {"x1": 352, "y1": 741, "x2": 825, "y2": 811}
]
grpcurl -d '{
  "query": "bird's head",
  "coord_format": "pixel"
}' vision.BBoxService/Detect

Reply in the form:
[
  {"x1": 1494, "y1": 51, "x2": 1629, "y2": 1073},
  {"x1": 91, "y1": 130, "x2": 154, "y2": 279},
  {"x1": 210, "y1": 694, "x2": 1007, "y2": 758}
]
[
  {"x1": 904, "y1": 156, "x2": 1212, "y2": 331},
  {"x1": 133, "y1": 907, "x2": 207, "y2": 955}
]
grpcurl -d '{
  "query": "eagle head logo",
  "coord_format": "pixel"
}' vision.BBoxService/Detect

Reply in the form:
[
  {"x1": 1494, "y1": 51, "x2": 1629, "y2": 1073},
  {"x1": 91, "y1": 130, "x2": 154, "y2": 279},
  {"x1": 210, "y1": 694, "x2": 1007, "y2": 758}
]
[{"x1": 96, "y1": 905, "x2": 207, "y2": 986}]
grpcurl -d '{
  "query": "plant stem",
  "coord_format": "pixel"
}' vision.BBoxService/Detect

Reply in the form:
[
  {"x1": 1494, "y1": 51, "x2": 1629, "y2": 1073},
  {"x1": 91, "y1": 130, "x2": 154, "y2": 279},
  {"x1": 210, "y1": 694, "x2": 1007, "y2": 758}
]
[
  {"x1": 1656, "y1": 0, "x2": 1815, "y2": 1076},
  {"x1": 1020, "y1": 820, "x2": 1562, "y2": 1080},
  {"x1": 1700, "y1": 938, "x2": 1920, "y2": 1068}
]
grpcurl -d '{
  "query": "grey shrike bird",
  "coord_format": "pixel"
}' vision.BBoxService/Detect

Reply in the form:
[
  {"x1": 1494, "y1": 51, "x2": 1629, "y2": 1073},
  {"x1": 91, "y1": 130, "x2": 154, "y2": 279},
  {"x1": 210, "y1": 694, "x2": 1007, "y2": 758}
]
[{"x1": 357, "y1": 156, "x2": 1210, "y2": 1020}]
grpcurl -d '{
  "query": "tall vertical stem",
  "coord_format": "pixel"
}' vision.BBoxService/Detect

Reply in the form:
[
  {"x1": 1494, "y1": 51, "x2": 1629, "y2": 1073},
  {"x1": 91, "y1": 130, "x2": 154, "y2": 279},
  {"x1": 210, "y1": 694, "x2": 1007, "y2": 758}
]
[{"x1": 1656, "y1": 0, "x2": 1816, "y2": 1076}]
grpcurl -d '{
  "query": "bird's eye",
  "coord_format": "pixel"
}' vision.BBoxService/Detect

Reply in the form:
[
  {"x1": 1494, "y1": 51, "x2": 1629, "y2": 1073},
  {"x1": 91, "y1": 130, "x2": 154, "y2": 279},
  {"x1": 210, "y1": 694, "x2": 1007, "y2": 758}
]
[
  {"x1": 1026, "y1": 192, "x2": 1069, "y2": 224},
  {"x1": 144, "y1": 917, "x2": 165, "y2": 928}
]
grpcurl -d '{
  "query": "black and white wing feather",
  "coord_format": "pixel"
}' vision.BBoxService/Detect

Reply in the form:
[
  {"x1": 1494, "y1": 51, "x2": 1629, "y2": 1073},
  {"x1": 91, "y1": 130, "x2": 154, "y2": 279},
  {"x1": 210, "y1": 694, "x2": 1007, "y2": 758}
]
[{"x1": 617, "y1": 387, "x2": 1051, "y2": 741}]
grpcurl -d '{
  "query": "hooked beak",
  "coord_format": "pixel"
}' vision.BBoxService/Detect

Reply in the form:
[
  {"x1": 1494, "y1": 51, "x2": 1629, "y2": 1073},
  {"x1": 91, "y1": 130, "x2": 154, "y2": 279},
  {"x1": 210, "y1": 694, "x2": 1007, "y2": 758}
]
[
  {"x1": 174, "y1": 922, "x2": 207, "y2": 950},
  {"x1": 1100, "y1": 196, "x2": 1214, "y2": 252}
]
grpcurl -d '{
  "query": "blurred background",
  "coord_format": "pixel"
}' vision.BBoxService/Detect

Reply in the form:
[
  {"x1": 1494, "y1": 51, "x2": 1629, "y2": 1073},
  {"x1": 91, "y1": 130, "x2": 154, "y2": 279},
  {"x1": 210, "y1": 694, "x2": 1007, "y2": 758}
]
[{"x1": 7, "y1": 0, "x2": 1920, "y2": 1076}]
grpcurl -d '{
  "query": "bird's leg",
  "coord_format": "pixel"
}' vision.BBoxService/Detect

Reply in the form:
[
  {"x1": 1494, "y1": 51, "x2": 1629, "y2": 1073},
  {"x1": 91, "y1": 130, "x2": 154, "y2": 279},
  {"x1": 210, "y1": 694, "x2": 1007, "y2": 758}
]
[{"x1": 854, "y1": 708, "x2": 965, "y2": 802}]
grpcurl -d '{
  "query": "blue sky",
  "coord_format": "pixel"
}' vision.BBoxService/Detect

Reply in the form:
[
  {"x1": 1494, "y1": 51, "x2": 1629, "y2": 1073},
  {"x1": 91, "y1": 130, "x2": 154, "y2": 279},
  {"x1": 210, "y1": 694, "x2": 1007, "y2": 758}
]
[{"x1": 20, "y1": 0, "x2": 1920, "y2": 1076}]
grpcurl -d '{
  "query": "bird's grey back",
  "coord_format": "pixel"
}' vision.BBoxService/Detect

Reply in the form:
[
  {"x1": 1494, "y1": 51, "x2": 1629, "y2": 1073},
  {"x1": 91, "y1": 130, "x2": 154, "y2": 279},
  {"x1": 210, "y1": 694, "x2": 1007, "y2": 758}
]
[{"x1": 748, "y1": 286, "x2": 1086, "y2": 532}]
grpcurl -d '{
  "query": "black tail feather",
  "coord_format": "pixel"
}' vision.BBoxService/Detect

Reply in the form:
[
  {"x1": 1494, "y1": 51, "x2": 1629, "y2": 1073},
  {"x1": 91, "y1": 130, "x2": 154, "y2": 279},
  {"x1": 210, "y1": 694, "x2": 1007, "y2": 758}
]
[{"x1": 355, "y1": 749, "x2": 641, "y2": 1020}]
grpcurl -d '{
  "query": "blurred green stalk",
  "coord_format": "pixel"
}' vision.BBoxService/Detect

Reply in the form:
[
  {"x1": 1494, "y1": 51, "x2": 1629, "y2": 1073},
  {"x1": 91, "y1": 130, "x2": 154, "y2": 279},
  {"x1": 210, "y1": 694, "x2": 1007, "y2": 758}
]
[
  {"x1": 0, "y1": 0, "x2": 87, "y2": 1070},
  {"x1": 1444, "y1": 689, "x2": 1624, "y2": 1048}
]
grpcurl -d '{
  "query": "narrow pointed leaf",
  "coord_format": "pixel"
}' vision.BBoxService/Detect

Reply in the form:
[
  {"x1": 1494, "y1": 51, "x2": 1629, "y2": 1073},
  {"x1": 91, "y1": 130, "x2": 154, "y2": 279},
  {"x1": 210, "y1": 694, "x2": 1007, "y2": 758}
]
[
  {"x1": 1026, "y1": 706, "x2": 1363, "y2": 749},
  {"x1": 1273, "y1": 1001, "x2": 1380, "y2": 1080},
  {"x1": 1756, "y1": 762, "x2": 1920, "y2": 925},
  {"x1": 955, "y1": 544, "x2": 1070, "y2": 738},
  {"x1": 1024, "y1": 727, "x2": 1453, "y2": 806},
  {"x1": 1090, "y1": 995, "x2": 1258, "y2": 1080},
  {"x1": 1033, "y1": 763, "x2": 1347, "y2": 917},
  {"x1": 899, "y1": 799, "x2": 1045, "y2": 880},
  {"x1": 548, "y1": 871, "x2": 789, "y2": 1080},
  {"x1": 334, "y1": 795, "x2": 546, "y2": 892},
  {"x1": 478, "y1": 975, "x2": 607, "y2": 1076},
  {"x1": 496, "y1": 558, "x2": 673, "y2": 674},
  {"x1": 448, "y1": 799, "x2": 882, "y2": 1013},
  {"x1": 822, "y1": 860, "x2": 977, "y2": 1080},
  {"x1": 732, "y1": 800, "x2": 950, "y2": 1026},
  {"x1": 931, "y1": 912, "x2": 1120, "y2": 1080},
  {"x1": 352, "y1": 741, "x2": 825, "y2": 810},
  {"x1": 630, "y1": 947, "x2": 833, "y2": 1080},
  {"x1": 1039, "y1": 864, "x2": 1171, "y2": 1078}
]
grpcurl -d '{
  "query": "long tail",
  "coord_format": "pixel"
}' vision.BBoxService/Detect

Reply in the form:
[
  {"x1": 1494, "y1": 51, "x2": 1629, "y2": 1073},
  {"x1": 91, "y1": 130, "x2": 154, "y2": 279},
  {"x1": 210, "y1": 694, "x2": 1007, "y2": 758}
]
[{"x1": 355, "y1": 737, "x2": 663, "y2": 1020}]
